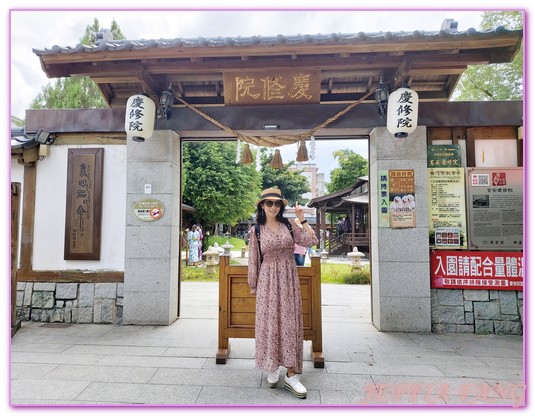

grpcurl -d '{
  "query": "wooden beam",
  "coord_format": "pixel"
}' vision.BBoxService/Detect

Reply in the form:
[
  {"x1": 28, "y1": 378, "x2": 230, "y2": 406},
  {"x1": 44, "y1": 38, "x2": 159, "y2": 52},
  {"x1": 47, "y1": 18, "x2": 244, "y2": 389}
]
[
  {"x1": 53, "y1": 133, "x2": 126, "y2": 145},
  {"x1": 139, "y1": 69, "x2": 161, "y2": 100},
  {"x1": 428, "y1": 128, "x2": 453, "y2": 142},
  {"x1": 470, "y1": 126, "x2": 517, "y2": 140},
  {"x1": 17, "y1": 270, "x2": 124, "y2": 283},
  {"x1": 452, "y1": 127, "x2": 466, "y2": 144},
  {"x1": 466, "y1": 128, "x2": 476, "y2": 167}
]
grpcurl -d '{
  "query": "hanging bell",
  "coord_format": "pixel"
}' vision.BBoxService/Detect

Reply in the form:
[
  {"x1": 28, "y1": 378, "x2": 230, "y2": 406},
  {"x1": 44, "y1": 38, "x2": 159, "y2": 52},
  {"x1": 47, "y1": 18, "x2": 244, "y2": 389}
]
[
  {"x1": 241, "y1": 143, "x2": 254, "y2": 164},
  {"x1": 269, "y1": 149, "x2": 284, "y2": 169},
  {"x1": 296, "y1": 138, "x2": 309, "y2": 162}
]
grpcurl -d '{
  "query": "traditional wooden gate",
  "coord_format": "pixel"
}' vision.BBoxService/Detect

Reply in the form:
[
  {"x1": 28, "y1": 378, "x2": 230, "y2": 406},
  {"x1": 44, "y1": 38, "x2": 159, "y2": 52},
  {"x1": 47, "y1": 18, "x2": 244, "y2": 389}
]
[
  {"x1": 216, "y1": 255, "x2": 324, "y2": 368},
  {"x1": 11, "y1": 183, "x2": 21, "y2": 336}
]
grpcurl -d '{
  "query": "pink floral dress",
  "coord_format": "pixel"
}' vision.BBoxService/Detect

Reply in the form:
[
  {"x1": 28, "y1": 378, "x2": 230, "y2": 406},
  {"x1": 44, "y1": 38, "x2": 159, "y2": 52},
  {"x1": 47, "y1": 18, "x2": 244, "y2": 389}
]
[{"x1": 248, "y1": 222, "x2": 318, "y2": 374}]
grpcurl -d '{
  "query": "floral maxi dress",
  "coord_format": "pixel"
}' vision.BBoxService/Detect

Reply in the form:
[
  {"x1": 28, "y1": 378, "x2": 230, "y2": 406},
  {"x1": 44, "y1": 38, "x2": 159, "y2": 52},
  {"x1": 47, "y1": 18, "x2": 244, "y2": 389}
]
[{"x1": 247, "y1": 222, "x2": 318, "y2": 374}]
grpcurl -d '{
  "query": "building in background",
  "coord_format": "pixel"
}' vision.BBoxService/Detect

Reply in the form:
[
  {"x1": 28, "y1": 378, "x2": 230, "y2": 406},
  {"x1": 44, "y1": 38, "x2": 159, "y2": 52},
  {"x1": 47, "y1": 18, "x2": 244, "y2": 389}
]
[{"x1": 289, "y1": 162, "x2": 325, "y2": 201}]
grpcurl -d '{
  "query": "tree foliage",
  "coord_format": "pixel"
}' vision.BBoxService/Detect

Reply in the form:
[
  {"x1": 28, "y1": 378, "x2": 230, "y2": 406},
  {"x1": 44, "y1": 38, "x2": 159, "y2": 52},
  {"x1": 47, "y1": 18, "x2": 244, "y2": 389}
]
[
  {"x1": 30, "y1": 18, "x2": 125, "y2": 110},
  {"x1": 453, "y1": 11, "x2": 523, "y2": 101},
  {"x1": 260, "y1": 149, "x2": 311, "y2": 205},
  {"x1": 182, "y1": 142, "x2": 261, "y2": 229},
  {"x1": 326, "y1": 149, "x2": 368, "y2": 193}
]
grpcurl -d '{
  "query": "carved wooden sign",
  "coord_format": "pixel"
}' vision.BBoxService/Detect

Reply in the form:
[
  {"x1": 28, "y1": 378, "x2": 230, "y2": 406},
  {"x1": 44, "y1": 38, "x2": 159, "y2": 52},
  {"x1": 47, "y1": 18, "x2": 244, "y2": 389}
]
[
  {"x1": 223, "y1": 70, "x2": 321, "y2": 106},
  {"x1": 64, "y1": 148, "x2": 103, "y2": 260}
]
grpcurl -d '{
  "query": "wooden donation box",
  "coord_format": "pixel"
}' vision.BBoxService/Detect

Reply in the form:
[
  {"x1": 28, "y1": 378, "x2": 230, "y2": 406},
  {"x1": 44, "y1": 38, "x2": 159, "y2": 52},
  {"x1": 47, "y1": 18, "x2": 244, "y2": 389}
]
[{"x1": 217, "y1": 255, "x2": 324, "y2": 368}]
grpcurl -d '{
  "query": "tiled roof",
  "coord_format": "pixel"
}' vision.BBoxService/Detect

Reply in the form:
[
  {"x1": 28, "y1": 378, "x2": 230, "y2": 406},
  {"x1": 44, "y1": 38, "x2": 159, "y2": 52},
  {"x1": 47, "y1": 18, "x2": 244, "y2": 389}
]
[
  {"x1": 33, "y1": 27, "x2": 508, "y2": 56},
  {"x1": 31, "y1": 23, "x2": 522, "y2": 107}
]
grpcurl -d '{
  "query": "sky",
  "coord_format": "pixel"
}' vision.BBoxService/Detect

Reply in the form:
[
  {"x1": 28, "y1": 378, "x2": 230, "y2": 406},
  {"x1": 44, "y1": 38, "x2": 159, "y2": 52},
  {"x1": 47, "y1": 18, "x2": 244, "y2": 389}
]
[{"x1": 2, "y1": 1, "x2": 532, "y2": 415}]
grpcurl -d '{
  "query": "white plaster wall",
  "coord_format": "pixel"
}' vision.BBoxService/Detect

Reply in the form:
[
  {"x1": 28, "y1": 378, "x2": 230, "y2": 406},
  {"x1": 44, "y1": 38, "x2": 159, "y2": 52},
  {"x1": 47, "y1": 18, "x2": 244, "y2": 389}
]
[
  {"x1": 11, "y1": 161, "x2": 24, "y2": 184},
  {"x1": 32, "y1": 145, "x2": 126, "y2": 271},
  {"x1": 11, "y1": 160, "x2": 25, "y2": 269}
]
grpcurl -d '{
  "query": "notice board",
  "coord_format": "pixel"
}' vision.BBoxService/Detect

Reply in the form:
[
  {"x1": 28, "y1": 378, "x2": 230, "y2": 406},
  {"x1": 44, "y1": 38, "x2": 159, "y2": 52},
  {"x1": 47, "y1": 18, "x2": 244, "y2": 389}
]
[
  {"x1": 466, "y1": 167, "x2": 523, "y2": 250},
  {"x1": 427, "y1": 167, "x2": 468, "y2": 249}
]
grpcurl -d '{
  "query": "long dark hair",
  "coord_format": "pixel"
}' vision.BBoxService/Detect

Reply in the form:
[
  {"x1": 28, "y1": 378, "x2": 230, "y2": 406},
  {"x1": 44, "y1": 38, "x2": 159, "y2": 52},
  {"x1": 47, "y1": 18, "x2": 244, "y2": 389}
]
[{"x1": 256, "y1": 202, "x2": 291, "y2": 227}]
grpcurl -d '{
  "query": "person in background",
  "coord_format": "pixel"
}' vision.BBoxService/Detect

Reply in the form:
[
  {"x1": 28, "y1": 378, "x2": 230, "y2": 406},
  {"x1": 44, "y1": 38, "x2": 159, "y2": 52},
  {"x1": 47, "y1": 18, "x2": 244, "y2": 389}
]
[
  {"x1": 248, "y1": 188, "x2": 318, "y2": 399},
  {"x1": 337, "y1": 217, "x2": 344, "y2": 242},
  {"x1": 187, "y1": 225, "x2": 200, "y2": 266},
  {"x1": 197, "y1": 225, "x2": 203, "y2": 264},
  {"x1": 293, "y1": 243, "x2": 307, "y2": 266}
]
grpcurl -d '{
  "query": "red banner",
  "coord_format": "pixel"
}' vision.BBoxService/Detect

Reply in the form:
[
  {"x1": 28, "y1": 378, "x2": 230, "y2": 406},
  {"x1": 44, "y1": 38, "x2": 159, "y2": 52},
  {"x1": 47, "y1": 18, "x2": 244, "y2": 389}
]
[{"x1": 431, "y1": 250, "x2": 523, "y2": 290}]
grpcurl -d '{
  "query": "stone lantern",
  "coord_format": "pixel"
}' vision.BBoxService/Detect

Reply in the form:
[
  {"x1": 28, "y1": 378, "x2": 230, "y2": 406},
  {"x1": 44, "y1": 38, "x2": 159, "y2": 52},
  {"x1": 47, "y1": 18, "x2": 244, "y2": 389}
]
[
  {"x1": 347, "y1": 247, "x2": 365, "y2": 269},
  {"x1": 212, "y1": 242, "x2": 225, "y2": 255},
  {"x1": 203, "y1": 246, "x2": 220, "y2": 274},
  {"x1": 221, "y1": 240, "x2": 234, "y2": 257}
]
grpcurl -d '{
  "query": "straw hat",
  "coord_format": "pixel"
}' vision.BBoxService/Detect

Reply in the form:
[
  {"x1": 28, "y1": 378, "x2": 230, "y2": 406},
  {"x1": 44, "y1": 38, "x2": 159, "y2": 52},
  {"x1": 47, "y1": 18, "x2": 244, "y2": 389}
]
[{"x1": 256, "y1": 187, "x2": 288, "y2": 207}]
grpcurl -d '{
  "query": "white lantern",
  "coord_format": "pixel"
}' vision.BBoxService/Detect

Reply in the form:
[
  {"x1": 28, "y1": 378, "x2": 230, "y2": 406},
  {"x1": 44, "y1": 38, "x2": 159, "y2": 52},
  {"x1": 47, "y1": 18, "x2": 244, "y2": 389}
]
[
  {"x1": 125, "y1": 94, "x2": 156, "y2": 142},
  {"x1": 387, "y1": 87, "x2": 419, "y2": 138}
]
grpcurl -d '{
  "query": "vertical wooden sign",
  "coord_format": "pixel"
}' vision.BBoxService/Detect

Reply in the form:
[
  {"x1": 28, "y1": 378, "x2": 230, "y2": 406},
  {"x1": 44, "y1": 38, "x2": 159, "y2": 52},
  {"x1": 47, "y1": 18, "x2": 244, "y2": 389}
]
[{"x1": 64, "y1": 148, "x2": 104, "y2": 260}]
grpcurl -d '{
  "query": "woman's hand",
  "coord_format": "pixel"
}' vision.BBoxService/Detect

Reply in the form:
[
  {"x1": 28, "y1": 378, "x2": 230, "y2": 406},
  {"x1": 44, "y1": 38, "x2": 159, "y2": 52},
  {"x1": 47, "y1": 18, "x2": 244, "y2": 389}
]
[{"x1": 295, "y1": 203, "x2": 305, "y2": 223}]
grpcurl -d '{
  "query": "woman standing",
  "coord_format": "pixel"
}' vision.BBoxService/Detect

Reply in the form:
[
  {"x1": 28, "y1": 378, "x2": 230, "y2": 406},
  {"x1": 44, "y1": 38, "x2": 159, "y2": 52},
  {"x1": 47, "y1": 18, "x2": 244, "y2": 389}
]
[
  {"x1": 248, "y1": 187, "x2": 318, "y2": 399},
  {"x1": 187, "y1": 225, "x2": 200, "y2": 266}
]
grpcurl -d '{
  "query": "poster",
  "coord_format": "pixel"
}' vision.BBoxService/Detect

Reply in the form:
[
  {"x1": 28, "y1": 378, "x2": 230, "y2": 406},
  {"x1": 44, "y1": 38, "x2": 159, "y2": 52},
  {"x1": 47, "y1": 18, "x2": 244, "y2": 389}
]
[
  {"x1": 466, "y1": 168, "x2": 523, "y2": 250},
  {"x1": 427, "y1": 167, "x2": 468, "y2": 249},
  {"x1": 388, "y1": 169, "x2": 416, "y2": 228},
  {"x1": 378, "y1": 169, "x2": 416, "y2": 228},
  {"x1": 431, "y1": 250, "x2": 523, "y2": 290}
]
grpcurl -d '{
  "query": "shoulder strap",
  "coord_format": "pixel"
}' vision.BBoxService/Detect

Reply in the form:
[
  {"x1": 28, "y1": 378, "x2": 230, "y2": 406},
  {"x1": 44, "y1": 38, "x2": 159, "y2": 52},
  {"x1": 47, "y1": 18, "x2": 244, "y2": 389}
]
[
  {"x1": 285, "y1": 221, "x2": 294, "y2": 239},
  {"x1": 254, "y1": 224, "x2": 263, "y2": 264}
]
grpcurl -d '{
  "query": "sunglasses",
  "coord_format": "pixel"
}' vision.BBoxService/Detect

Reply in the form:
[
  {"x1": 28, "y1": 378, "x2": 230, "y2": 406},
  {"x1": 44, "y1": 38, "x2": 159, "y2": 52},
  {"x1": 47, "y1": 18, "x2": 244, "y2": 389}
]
[{"x1": 263, "y1": 200, "x2": 282, "y2": 208}]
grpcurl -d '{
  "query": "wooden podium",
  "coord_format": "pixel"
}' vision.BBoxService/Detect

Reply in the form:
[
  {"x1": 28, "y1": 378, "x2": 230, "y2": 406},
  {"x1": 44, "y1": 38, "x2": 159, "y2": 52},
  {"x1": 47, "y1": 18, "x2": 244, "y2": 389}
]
[{"x1": 216, "y1": 255, "x2": 324, "y2": 368}]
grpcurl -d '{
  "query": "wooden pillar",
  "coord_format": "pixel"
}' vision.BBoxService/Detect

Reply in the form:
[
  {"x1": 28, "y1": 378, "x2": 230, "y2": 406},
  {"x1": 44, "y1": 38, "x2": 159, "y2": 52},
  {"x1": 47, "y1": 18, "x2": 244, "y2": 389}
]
[
  {"x1": 11, "y1": 183, "x2": 21, "y2": 336},
  {"x1": 20, "y1": 166, "x2": 36, "y2": 272}
]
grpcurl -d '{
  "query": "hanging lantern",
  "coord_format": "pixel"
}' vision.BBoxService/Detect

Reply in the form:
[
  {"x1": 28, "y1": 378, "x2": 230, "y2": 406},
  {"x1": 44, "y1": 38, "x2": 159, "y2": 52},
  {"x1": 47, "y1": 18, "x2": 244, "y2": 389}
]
[
  {"x1": 387, "y1": 86, "x2": 419, "y2": 138},
  {"x1": 269, "y1": 149, "x2": 284, "y2": 169},
  {"x1": 375, "y1": 80, "x2": 389, "y2": 117},
  {"x1": 241, "y1": 143, "x2": 254, "y2": 164},
  {"x1": 296, "y1": 138, "x2": 309, "y2": 162},
  {"x1": 125, "y1": 94, "x2": 156, "y2": 142}
]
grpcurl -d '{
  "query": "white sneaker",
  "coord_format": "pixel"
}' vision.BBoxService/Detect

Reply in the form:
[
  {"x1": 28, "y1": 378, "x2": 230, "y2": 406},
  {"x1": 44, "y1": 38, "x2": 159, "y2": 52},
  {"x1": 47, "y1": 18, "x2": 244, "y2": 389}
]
[
  {"x1": 267, "y1": 368, "x2": 280, "y2": 388},
  {"x1": 284, "y1": 373, "x2": 307, "y2": 399}
]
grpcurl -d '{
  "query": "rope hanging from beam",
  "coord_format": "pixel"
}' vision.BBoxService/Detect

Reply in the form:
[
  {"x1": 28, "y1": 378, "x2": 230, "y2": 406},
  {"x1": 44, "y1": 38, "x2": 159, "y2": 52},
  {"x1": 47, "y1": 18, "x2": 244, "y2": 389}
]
[{"x1": 172, "y1": 88, "x2": 375, "y2": 148}]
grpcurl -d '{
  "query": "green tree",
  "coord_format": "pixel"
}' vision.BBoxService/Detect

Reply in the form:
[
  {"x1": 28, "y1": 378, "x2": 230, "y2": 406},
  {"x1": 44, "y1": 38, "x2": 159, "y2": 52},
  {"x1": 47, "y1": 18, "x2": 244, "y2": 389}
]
[
  {"x1": 453, "y1": 11, "x2": 523, "y2": 101},
  {"x1": 326, "y1": 149, "x2": 368, "y2": 193},
  {"x1": 182, "y1": 142, "x2": 261, "y2": 232},
  {"x1": 260, "y1": 149, "x2": 310, "y2": 205},
  {"x1": 30, "y1": 18, "x2": 125, "y2": 110}
]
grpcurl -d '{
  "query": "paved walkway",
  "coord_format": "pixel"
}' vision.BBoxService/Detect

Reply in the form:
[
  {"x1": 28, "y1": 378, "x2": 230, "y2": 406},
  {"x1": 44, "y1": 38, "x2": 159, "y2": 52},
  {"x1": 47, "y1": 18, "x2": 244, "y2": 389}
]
[{"x1": 10, "y1": 283, "x2": 524, "y2": 407}]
